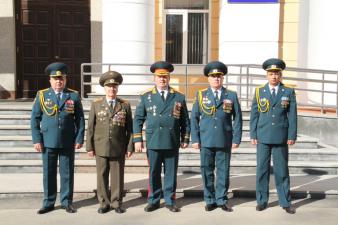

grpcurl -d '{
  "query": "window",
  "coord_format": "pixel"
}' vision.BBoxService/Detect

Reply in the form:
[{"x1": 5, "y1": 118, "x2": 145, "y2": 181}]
[{"x1": 164, "y1": 0, "x2": 209, "y2": 64}]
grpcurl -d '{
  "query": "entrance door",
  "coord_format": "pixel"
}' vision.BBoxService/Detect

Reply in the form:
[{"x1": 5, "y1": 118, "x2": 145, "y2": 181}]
[{"x1": 15, "y1": 0, "x2": 90, "y2": 98}]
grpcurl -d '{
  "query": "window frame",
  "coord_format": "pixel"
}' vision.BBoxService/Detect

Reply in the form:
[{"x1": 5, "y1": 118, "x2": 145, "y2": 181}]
[{"x1": 163, "y1": 7, "x2": 210, "y2": 65}]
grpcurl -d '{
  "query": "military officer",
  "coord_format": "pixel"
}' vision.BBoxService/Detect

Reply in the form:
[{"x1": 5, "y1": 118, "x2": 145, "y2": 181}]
[
  {"x1": 133, "y1": 61, "x2": 190, "y2": 212},
  {"x1": 250, "y1": 58, "x2": 297, "y2": 214},
  {"x1": 31, "y1": 62, "x2": 85, "y2": 214},
  {"x1": 191, "y1": 61, "x2": 242, "y2": 212},
  {"x1": 86, "y1": 71, "x2": 133, "y2": 214}
]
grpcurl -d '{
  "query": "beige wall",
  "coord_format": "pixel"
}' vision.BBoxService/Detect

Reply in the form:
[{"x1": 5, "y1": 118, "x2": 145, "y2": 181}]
[
  {"x1": 155, "y1": 0, "x2": 163, "y2": 60},
  {"x1": 0, "y1": 0, "x2": 16, "y2": 99},
  {"x1": 210, "y1": 0, "x2": 220, "y2": 61},
  {"x1": 279, "y1": 0, "x2": 300, "y2": 67}
]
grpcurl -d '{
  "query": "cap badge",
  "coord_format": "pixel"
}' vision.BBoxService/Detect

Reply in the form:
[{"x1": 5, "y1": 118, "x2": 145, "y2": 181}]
[{"x1": 56, "y1": 71, "x2": 62, "y2": 76}]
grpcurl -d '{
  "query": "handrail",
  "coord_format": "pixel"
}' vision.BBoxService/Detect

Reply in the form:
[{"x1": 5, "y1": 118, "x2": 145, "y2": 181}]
[{"x1": 81, "y1": 63, "x2": 338, "y2": 116}]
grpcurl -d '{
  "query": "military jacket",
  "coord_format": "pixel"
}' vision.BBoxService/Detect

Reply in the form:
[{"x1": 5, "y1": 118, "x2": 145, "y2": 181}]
[
  {"x1": 31, "y1": 87, "x2": 85, "y2": 148},
  {"x1": 86, "y1": 97, "x2": 133, "y2": 157},
  {"x1": 133, "y1": 87, "x2": 190, "y2": 150},
  {"x1": 191, "y1": 87, "x2": 242, "y2": 148},
  {"x1": 250, "y1": 83, "x2": 297, "y2": 144}
]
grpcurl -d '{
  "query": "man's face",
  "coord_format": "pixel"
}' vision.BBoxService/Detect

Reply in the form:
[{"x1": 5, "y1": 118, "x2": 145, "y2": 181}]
[
  {"x1": 267, "y1": 71, "x2": 282, "y2": 86},
  {"x1": 49, "y1": 76, "x2": 66, "y2": 92},
  {"x1": 104, "y1": 84, "x2": 118, "y2": 99},
  {"x1": 154, "y1": 75, "x2": 170, "y2": 90},
  {"x1": 208, "y1": 74, "x2": 224, "y2": 89}
]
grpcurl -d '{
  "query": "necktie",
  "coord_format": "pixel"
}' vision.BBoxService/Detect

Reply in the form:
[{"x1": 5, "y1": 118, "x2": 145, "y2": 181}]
[
  {"x1": 272, "y1": 88, "x2": 276, "y2": 98},
  {"x1": 56, "y1": 92, "x2": 61, "y2": 105},
  {"x1": 161, "y1": 91, "x2": 165, "y2": 101},
  {"x1": 109, "y1": 100, "x2": 114, "y2": 109},
  {"x1": 214, "y1": 90, "x2": 219, "y2": 102}
]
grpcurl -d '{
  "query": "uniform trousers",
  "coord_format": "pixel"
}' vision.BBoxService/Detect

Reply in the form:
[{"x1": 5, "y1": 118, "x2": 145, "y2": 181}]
[
  {"x1": 256, "y1": 143, "x2": 291, "y2": 207},
  {"x1": 200, "y1": 147, "x2": 231, "y2": 205},
  {"x1": 95, "y1": 155, "x2": 125, "y2": 208},
  {"x1": 147, "y1": 149, "x2": 179, "y2": 206},
  {"x1": 42, "y1": 147, "x2": 74, "y2": 208}
]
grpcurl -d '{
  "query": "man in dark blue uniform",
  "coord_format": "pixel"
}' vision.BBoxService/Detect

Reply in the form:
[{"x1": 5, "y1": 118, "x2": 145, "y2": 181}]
[
  {"x1": 31, "y1": 62, "x2": 85, "y2": 214},
  {"x1": 133, "y1": 61, "x2": 190, "y2": 212},
  {"x1": 250, "y1": 58, "x2": 297, "y2": 214},
  {"x1": 191, "y1": 61, "x2": 242, "y2": 212}
]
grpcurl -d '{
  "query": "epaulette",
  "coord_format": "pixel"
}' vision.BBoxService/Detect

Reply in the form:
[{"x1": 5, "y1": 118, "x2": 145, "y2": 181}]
[
  {"x1": 117, "y1": 97, "x2": 129, "y2": 104},
  {"x1": 39, "y1": 88, "x2": 49, "y2": 93},
  {"x1": 283, "y1": 84, "x2": 294, "y2": 89},
  {"x1": 226, "y1": 88, "x2": 235, "y2": 93},
  {"x1": 67, "y1": 88, "x2": 78, "y2": 93},
  {"x1": 170, "y1": 87, "x2": 184, "y2": 95},
  {"x1": 256, "y1": 85, "x2": 265, "y2": 90},
  {"x1": 140, "y1": 87, "x2": 154, "y2": 95},
  {"x1": 94, "y1": 98, "x2": 103, "y2": 103},
  {"x1": 199, "y1": 88, "x2": 208, "y2": 92}
]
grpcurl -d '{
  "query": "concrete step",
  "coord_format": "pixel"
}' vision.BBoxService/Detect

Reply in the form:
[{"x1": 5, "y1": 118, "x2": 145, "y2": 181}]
[
  {"x1": 1, "y1": 147, "x2": 337, "y2": 161},
  {"x1": 1, "y1": 159, "x2": 338, "y2": 175},
  {"x1": 0, "y1": 134, "x2": 320, "y2": 148}
]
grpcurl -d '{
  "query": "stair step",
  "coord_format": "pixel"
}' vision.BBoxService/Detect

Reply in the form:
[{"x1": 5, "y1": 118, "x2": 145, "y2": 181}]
[
  {"x1": 1, "y1": 159, "x2": 338, "y2": 175},
  {"x1": 1, "y1": 147, "x2": 337, "y2": 161}
]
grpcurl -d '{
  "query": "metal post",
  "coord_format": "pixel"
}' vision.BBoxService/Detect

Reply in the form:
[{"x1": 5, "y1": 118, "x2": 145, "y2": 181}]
[
  {"x1": 185, "y1": 65, "x2": 188, "y2": 99},
  {"x1": 321, "y1": 73, "x2": 324, "y2": 114},
  {"x1": 336, "y1": 73, "x2": 338, "y2": 116},
  {"x1": 80, "y1": 63, "x2": 84, "y2": 99},
  {"x1": 246, "y1": 66, "x2": 249, "y2": 109}
]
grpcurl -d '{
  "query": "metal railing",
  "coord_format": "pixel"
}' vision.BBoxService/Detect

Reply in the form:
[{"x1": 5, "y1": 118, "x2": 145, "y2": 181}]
[{"x1": 81, "y1": 63, "x2": 338, "y2": 116}]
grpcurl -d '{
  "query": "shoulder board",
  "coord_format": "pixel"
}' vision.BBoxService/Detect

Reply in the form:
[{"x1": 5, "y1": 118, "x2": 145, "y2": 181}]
[
  {"x1": 198, "y1": 88, "x2": 208, "y2": 92},
  {"x1": 140, "y1": 87, "x2": 154, "y2": 95},
  {"x1": 170, "y1": 87, "x2": 184, "y2": 95},
  {"x1": 226, "y1": 88, "x2": 236, "y2": 93},
  {"x1": 94, "y1": 98, "x2": 103, "y2": 103},
  {"x1": 39, "y1": 88, "x2": 49, "y2": 93},
  {"x1": 67, "y1": 88, "x2": 78, "y2": 93},
  {"x1": 117, "y1": 97, "x2": 128, "y2": 104},
  {"x1": 256, "y1": 85, "x2": 265, "y2": 90},
  {"x1": 283, "y1": 84, "x2": 294, "y2": 89}
]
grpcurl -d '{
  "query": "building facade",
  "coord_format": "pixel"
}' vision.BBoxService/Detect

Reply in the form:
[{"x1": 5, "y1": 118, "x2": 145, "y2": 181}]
[{"x1": 1, "y1": 0, "x2": 338, "y2": 100}]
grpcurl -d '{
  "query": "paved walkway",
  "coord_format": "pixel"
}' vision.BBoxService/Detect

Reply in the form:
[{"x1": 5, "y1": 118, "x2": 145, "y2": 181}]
[{"x1": 1, "y1": 173, "x2": 338, "y2": 198}]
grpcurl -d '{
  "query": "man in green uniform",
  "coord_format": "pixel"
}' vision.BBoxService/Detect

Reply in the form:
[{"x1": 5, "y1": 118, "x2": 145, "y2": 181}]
[
  {"x1": 133, "y1": 61, "x2": 190, "y2": 212},
  {"x1": 86, "y1": 71, "x2": 133, "y2": 214},
  {"x1": 191, "y1": 61, "x2": 242, "y2": 212},
  {"x1": 250, "y1": 58, "x2": 297, "y2": 214},
  {"x1": 31, "y1": 62, "x2": 85, "y2": 214}
]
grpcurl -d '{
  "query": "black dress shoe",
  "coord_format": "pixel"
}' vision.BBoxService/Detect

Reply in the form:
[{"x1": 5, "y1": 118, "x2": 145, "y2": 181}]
[
  {"x1": 98, "y1": 205, "x2": 110, "y2": 214},
  {"x1": 61, "y1": 204, "x2": 77, "y2": 213},
  {"x1": 283, "y1": 206, "x2": 296, "y2": 214},
  {"x1": 114, "y1": 207, "x2": 126, "y2": 214},
  {"x1": 166, "y1": 204, "x2": 180, "y2": 212},
  {"x1": 219, "y1": 204, "x2": 233, "y2": 212},
  {"x1": 205, "y1": 203, "x2": 217, "y2": 211},
  {"x1": 144, "y1": 203, "x2": 160, "y2": 212},
  {"x1": 256, "y1": 203, "x2": 268, "y2": 211},
  {"x1": 37, "y1": 206, "x2": 54, "y2": 214}
]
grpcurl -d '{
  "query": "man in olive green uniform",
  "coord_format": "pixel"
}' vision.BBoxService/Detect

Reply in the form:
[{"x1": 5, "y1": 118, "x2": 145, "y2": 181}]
[
  {"x1": 31, "y1": 62, "x2": 85, "y2": 214},
  {"x1": 191, "y1": 61, "x2": 242, "y2": 212},
  {"x1": 250, "y1": 58, "x2": 297, "y2": 214},
  {"x1": 86, "y1": 71, "x2": 133, "y2": 214},
  {"x1": 133, "y1": 61, "x2": 190, "y2": 213}
]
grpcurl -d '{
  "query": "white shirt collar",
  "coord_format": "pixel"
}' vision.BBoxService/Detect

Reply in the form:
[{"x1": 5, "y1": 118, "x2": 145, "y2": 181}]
[
  {"x1": 269, "y1": 84, "x2": 280, "y2": 93},
  {"x1": 106, "y1": 97, "x2": 116, "y2": 105}
]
